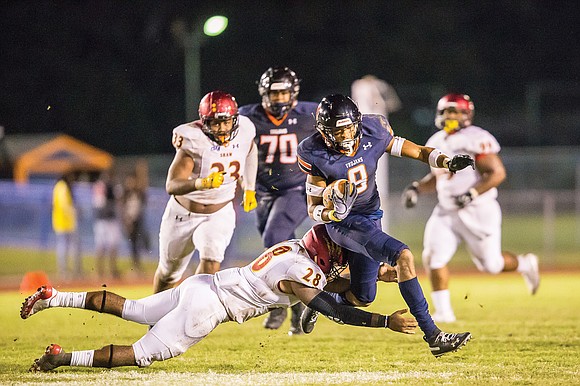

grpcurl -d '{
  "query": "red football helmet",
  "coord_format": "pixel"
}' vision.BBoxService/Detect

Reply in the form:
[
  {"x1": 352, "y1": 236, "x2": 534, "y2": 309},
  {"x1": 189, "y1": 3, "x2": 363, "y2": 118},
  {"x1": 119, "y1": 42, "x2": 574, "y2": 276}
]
[
  {"x1": 198, "y1": 91, "x2": 240, "y2": 145},
  {"x1": 435, "y1": 93, "x2": 475, "y2": 133},
  {"x1": 301, "y1": 224, "x2": 348, "y2": 281}
]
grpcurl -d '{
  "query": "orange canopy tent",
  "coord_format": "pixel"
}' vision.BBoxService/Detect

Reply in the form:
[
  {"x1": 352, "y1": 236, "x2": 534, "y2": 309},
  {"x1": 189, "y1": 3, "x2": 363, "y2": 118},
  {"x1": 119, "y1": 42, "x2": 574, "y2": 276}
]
[{"x1": 11, "y1": 134, "x2": 113, "y2": 183}]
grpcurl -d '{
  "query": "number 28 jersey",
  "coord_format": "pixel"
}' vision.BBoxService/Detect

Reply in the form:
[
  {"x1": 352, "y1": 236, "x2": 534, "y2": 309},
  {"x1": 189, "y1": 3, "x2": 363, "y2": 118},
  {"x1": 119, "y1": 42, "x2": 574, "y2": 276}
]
[
  {"x1": 212, "y1": 240, "x2": 327, "y2": 323},
  {"x1": 170, "y1": 116, "x2": 256, "y2": 205}
]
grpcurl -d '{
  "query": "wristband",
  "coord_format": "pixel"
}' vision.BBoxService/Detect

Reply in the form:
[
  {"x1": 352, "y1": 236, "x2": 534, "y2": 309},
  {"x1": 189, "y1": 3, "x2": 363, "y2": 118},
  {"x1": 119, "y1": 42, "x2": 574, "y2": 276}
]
[
  {"x1": 312, "y1": 205, "x2": 326, "y2": 222},
  {"x1": 428, "y1": 149, "x2": 444, "y2": 167}
]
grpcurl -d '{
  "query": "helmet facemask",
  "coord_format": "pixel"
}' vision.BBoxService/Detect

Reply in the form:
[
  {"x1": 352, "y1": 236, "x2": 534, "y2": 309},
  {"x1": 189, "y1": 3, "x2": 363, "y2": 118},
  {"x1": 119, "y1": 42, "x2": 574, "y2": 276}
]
[
  {"x1": 317, "y1": 121, "x2": 362, "y2": 156},
  {"x1": 202, "y1": 116, "x2": 239, "y2": 146}
]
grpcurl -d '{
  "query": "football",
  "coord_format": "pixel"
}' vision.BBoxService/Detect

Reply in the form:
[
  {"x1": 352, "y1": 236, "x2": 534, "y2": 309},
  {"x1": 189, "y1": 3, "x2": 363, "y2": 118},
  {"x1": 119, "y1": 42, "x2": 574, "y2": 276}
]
[{"x1": 322, "y1": 179, "x2": 349, "y2": 209}]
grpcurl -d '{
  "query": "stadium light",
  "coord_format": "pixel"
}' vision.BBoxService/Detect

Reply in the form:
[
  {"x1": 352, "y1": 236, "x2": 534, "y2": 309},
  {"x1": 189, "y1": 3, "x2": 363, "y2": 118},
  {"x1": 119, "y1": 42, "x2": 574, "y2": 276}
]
[
  {"x1": 172, "y1": 16, "x2": 229, "y2": 121},
  {"x1": 203, "y1": 16, "x2": 228, "y2": 37}
]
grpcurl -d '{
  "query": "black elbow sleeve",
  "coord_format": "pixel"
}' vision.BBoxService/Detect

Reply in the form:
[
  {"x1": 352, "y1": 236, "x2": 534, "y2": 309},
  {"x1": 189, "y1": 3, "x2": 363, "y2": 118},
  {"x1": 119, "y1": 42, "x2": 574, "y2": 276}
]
[{"x1": 307, "y1": 291, "x2": 386, "y2": 328}]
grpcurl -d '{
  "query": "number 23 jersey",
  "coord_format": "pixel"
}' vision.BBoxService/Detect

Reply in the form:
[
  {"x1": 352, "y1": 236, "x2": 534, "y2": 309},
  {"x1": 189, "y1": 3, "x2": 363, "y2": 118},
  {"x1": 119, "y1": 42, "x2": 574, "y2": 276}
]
[
  {"x1": 212, "y1": 240, "x2": 327, "y2": 323},
  {"x1": 170, "y1": 116, "x2": 256, "y2": 205}
]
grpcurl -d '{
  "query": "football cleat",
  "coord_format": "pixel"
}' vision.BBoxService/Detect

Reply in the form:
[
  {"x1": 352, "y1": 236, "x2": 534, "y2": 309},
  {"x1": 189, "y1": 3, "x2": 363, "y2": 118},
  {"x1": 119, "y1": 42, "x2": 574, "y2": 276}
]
[
  {"x1": 21, "y1": 285, "x2": 58, "y2": 319},
  {"x1": 521, "y1": 253, "x2": 540, "y2": 295},
  {"x1": 300, "y1": 307, "x2": 319, "y2": 334},
  {"x1": 424, "y1": 330, "x2": 471, "y2": 358},
  {"x1": 30, "y1": 344, "x2": 65, "y2": 372},
  {"x1": 263, "y1": 308, "x2": 287, "y2": 330},
  {"x1": 288, "y1": 303, "x2": 305, "y2": 336}
]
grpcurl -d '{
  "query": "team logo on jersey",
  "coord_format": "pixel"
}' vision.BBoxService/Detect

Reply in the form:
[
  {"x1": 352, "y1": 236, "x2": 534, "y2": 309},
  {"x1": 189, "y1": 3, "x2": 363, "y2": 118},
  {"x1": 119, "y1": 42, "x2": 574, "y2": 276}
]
[
  {"x1": 211, "y1": 143, "x2": 239, "y2": 151},
  {"x1": 362, "y1": 141, "x2": 372, "y2": 150},
  {"x1": 270, "y1": 128, "x2": 288, "y2": 135}
]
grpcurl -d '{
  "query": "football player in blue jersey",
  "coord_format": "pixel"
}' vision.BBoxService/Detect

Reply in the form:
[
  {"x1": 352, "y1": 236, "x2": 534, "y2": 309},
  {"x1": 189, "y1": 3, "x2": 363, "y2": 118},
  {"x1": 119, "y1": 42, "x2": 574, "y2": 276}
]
[
  {"x1": 297, "y1": 94, "x2": 474, "y2": 357},
  {"x1": 239, "y1": 67, "x2": 318, "y2": 335}
]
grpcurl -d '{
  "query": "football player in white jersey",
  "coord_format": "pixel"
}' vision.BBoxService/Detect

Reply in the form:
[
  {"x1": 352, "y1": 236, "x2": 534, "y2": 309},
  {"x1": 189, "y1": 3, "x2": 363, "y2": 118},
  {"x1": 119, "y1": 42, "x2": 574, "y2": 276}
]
[
  {"x1": 21, "y1": 225, "x2": 418, "y2": 372},
  {"x1": 153, "y1": 90, "x2": 259, "y2": 294},
  {"x1": 402, "y1": 93, "x2": 540, "y2": 323}
]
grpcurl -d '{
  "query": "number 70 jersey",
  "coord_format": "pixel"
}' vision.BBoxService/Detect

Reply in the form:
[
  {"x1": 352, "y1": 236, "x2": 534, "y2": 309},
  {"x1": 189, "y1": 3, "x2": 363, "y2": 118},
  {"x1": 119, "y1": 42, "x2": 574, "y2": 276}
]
[
  {"x1": 170, "y1": 116, "x2": 256, "y2": 205},
  {"x1": 239, "y1": 102, "x2": 318, "y2": 191}
]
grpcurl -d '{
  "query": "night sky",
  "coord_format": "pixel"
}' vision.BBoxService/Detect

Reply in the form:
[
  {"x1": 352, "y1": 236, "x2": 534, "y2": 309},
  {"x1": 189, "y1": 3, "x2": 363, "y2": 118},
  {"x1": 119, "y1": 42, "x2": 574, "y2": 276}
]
[{"x1": 1, "y1": 1, "x2": 579, "y2": 155}]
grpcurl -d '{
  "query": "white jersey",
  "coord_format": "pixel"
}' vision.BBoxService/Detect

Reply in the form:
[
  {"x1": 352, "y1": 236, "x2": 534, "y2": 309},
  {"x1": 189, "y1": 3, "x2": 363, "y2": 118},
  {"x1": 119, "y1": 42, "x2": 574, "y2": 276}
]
[
  {"x1": 171, "y1": 116, "x2": 256, "y2": 205},
  {"x1": 426, "y1": 125, "x2": 501, "y2": 210},
  {"x1": 212, "y1": 240, "x2": 327, "y2": 323}
]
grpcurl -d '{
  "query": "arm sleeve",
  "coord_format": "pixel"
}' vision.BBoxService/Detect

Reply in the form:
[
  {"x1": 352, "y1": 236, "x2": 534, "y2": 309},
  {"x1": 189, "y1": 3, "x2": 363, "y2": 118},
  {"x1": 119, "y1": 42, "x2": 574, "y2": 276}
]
[
  {"x1": 242, "y1": 141, "x2": 258, "y2": 191},
  {"x1": 308, "y1": 291, "x2": 387, "y2": 328}
]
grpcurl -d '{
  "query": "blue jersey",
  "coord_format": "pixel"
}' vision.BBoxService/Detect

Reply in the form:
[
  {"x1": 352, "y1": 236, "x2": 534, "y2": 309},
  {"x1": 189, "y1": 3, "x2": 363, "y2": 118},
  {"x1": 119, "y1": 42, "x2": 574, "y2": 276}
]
[
  {"x1": 239, "y1": 101, "x2": 318, "y2": 192},
  {"x1": 297, "y1": 115, "x2": 394, "y2": 215}
]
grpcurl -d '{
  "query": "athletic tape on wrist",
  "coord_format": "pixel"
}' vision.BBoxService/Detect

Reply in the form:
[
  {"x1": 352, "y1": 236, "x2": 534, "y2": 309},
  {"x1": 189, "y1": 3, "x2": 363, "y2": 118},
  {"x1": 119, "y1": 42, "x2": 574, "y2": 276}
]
[{"x1": 428, "y1": 149, "x2": 444, "y2": 167}]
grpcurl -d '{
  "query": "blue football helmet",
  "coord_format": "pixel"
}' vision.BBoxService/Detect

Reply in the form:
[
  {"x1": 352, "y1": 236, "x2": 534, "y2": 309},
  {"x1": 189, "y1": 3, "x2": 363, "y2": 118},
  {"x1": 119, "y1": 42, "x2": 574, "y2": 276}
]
[
  {"x1": 258, "y1": 66, "x2": 300, "y2": 119},
  {"x1": 315, "y1": 94, "x2": 362, "y2": 155}
]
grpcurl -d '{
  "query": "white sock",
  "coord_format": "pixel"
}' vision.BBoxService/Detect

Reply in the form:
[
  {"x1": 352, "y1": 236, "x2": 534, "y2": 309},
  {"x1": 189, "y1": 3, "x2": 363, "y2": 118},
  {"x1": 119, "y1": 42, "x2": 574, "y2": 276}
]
[
  {"x1": 53, "y1": 291, "x2": 87, "y2": 309},
  {"x1": 431, "y1": 289, "x2": 454, "y2": 316},
  {"x1": 70, "y1": 350, "x2": 94, "y2": 367},
  {"x1": 516, "y1": 254, "x2": 529, "y2": 273}
]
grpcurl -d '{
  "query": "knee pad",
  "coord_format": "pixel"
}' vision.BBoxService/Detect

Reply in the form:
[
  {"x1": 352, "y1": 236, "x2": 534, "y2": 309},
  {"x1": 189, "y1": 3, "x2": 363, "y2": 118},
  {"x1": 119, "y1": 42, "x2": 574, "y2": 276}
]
[
  {"x1": 132, "y1": 333, "x2": 185, "y2": 368},
  {"x1": 478, "y1": 257, "x2": 504, "y2": 274},
  {"x1": 349, "y1": 283, "x2": 377, "y2": 305}
]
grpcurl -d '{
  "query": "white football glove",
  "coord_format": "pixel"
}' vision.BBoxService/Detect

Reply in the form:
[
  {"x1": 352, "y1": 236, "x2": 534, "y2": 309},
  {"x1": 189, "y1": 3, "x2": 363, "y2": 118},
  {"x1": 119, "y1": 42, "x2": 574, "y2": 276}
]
[{"x1": 330, "y1": 182, "x2": 358, "y2": 221}]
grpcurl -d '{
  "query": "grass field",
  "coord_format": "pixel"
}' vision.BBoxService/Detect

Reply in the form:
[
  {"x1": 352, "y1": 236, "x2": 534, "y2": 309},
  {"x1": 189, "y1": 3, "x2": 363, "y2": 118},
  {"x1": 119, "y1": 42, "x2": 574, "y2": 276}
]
[{"x1": 1, "y1": 272, "x2": 579, "y2": 385}]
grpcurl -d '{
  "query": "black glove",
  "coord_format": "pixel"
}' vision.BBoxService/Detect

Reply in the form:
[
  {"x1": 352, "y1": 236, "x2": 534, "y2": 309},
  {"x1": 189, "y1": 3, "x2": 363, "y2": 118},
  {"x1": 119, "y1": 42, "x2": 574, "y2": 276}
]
[
  {"x1": 330, "y1": 182, "x2": 358, "y2": 221},
  {"x1": 454, "y1": 188, "x2": 479, "y2": 208},
  {"x1": 448, "y1": 154, "x2": 475, "y2": 174},
  {"x1": 401, "y1": 182, "x2": 419, "y2": 208}
]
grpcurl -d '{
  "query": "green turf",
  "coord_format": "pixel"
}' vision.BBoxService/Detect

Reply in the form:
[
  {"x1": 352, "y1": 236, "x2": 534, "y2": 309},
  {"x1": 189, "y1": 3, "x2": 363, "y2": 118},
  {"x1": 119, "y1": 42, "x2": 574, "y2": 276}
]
[
  {"x1": 1, "y1": 214, "x2": 578, "y2": 280},
  {"x1": 1, "y1": 273, "x2": 579, "y2": 385}
]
